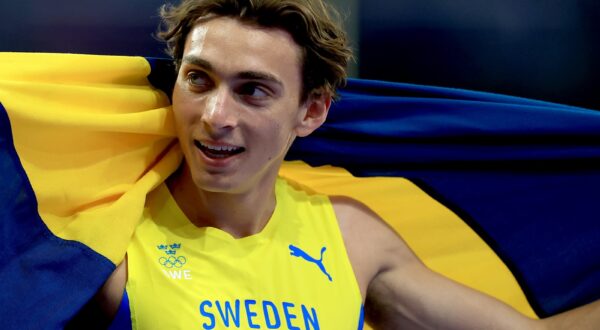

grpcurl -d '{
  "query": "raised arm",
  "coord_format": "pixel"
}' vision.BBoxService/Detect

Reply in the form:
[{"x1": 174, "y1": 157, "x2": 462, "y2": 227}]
[
  {"x1": 332, "y1": 196, "x2": 599, "y2": 330},
  {"x1": 364, "y1": 240, "x2": 538, "y2": 329}
]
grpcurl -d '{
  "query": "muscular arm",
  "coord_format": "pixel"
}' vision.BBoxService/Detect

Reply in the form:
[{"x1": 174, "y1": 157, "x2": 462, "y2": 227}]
[
  {"x1": 365, "y1": 251, "x2": 538, "y2": 329},
  {"x1": 333, "y1": 196, "x2": 599, "y2": 330},
  {"x1": 541, "y1": 300, "x2": 600, "y2": 330}
]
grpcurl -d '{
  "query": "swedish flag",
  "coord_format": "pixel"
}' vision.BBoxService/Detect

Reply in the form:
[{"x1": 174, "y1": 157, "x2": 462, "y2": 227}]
[{"x1": 1, "y1": 53, "x2": 599, "y2": 329}]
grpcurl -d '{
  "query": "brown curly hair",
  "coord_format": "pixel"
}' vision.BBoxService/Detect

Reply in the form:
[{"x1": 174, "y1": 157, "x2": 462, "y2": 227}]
[{"x1": 157, "y1": 0, "x2": 352, "y2": 100}]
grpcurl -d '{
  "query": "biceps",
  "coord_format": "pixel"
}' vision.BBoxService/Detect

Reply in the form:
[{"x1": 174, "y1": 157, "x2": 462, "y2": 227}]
[
  {"x1": 365, "y1": 261, "x2": 434, "y2": 329},
  {"x1": 365, "y1": 262, "x2": 538, "y2": 330}
]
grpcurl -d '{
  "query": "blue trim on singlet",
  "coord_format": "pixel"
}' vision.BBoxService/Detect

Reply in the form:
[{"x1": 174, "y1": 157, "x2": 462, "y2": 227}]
[
  {"x1": 357, "y1": 304, "x2": 365, "y2": 330},
  {"x1": 108, "y1": 290, "x2": 132, "y2": 330}
]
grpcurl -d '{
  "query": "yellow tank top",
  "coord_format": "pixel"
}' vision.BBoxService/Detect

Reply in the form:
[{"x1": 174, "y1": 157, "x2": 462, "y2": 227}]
[{"x1": 126, "y1": 178, "x2": 363, "y2": 329}]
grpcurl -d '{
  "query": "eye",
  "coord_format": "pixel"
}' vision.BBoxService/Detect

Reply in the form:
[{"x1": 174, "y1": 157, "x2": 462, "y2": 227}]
[
  {"x1": 186, "y1": 71, "x2": 213, "y2": 89},
  {"x1": 236, "y1": 83, "x2": 271, "y2": 101}
]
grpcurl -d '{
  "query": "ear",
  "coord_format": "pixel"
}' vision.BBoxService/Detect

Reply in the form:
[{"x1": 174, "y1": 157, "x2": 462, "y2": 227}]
[{"x1": 295, "y1": 91, "x2": 332, "y2": 137}]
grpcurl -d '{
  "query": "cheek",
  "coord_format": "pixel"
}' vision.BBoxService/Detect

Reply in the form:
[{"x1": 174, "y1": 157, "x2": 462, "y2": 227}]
[
  {"x1": 171, "y1": 104, "x2": 190, "y2": 136},
  {"x1": 171, "y1": 85, "x2": 202, "y2": 133},
  {"x1": 171, "y1": 83, "x2": 186, "y2": 126},
  {"x1": 259, "y1": 119, "x2": 295, "y2": 159},
  {"x1": 248, "y1": 118, "x2": 281, "y2": 147}
]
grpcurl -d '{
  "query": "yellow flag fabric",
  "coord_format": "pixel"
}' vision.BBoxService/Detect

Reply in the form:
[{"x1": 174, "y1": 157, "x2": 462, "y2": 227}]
[
  {"x1": 0, "y1": 53, "x2": 538, "y2": 328},
  {"x1": 0, "y1": 53, "x2": 181, "y2": 265}
]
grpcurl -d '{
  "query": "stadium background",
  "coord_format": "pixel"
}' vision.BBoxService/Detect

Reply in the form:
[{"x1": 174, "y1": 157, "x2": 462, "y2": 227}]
[{"x1": 1, "y1": 0, "x2": 598, "y2": 109}]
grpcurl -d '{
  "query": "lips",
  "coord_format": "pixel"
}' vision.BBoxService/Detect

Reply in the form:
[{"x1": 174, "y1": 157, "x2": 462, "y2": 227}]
[{"x1": 194, "y1": 140, "x2": 245, "y2": 159}]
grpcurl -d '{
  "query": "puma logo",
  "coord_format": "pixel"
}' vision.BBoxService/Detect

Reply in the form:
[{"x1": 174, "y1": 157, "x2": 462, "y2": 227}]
[{"x1": 289, "y1": 244, "x2": 333, "y2": 282}]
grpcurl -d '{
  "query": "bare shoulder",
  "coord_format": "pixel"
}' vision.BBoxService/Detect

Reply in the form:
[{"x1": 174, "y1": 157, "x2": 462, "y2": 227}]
[
  {"x1": 330, "y1": 197, "x2": 541, "y2": 329},
  {"x1": 329, "y1": 195, "x2": 420, "y2": 265},
  {"x1": 329, "y1": 195, "x2": 421, "y2": 299}
]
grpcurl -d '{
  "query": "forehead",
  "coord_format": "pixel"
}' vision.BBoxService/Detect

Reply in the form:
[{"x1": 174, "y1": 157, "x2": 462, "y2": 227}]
[{"x1": 182, "y1": 17, "x2": 303, "y2": 83}]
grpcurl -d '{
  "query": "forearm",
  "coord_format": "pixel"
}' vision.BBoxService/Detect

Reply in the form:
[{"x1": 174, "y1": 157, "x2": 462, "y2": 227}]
[
  {"x1": 367, "y1": 261, "x2": 540, "y2": 330},
  {"x1": 541, "y1": 299, "x2": 600, "y2": 330}
]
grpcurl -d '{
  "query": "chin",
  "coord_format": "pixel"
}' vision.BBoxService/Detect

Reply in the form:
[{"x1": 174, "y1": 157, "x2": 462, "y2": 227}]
[{"x1": 191, "y1": 171, "x2": 243, "y2": 194}]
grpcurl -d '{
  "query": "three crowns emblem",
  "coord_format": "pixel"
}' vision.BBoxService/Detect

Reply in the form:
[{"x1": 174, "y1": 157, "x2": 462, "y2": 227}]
[{"x1": 157, "y1": 243, "x2": 187, "y2": 268}]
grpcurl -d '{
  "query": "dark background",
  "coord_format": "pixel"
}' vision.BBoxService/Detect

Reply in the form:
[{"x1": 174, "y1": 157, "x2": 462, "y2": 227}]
[{"x1": 1, "y1": 0, "x2": 598, "y2": 109}]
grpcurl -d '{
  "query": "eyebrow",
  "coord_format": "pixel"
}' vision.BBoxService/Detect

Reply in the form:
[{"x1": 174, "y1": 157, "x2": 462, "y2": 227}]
[
  {"x1": 182, "y1": 55, "x2": 214, "y2": 72},
  {"x1": 182, "y1": 55, "x2": 284, "y2": 88},
  {"x1": 238, "y1": 71, "x2": 283, "y2": 89}
]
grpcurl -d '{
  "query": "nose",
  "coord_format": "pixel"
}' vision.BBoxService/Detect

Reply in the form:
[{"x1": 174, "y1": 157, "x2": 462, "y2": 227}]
[{"x1": 202, "y1": 86, "x2": 238, "y2": 132}]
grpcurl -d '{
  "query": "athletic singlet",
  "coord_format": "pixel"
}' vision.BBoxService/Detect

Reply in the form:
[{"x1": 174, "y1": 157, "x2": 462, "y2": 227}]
[{"x1": 126, "y1": 178, "x2": 363, "y2": 329}]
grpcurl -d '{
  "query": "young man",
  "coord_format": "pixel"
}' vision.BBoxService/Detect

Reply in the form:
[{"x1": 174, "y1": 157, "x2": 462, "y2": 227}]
[{"x1": 86, "y1": 0, "x2": 599, "y2": 329}]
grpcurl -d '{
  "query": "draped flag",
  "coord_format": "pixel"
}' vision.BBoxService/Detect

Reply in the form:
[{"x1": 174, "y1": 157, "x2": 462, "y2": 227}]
[{"x1": 1, "y1": 53, "x2": 598, "y2": 329}]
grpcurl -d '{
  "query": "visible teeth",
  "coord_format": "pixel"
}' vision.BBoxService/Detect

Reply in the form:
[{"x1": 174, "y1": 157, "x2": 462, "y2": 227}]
[
  {"x1": 204, "y1": 144, "x2": 237, "y2": 152},
  {"x1": 197, "y1": 141, "x2": 241, "y2": 153}
]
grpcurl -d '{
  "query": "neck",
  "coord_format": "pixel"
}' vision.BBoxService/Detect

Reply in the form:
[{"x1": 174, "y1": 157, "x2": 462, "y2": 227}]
[{"x1": 166, "y1": 163, "x2": 277, "y2": 238}]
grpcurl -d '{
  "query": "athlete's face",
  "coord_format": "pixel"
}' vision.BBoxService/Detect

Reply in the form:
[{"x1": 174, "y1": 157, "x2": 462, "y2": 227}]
[{"x1": 172, "y1": 17, "x2": 329, "y2": 193}]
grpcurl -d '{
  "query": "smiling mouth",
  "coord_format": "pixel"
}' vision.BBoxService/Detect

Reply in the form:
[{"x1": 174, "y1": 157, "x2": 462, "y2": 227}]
[{"x1": 194, "y1": 140, "x2": 245, "y2": 159}]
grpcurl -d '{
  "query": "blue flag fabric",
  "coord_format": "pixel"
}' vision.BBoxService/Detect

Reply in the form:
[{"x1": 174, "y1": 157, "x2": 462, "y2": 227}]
[
  {"x1": 0, "y1": 103, "x2": 116, "y2": 328},
  {"x1": 287, "y1": 78, "x2": 600, "y2": 317},
  {"x1": 0, "y1": 53, "x2": 179, "y2": 329},
  {"x1": 1, "y1": 54, "x2": 599, "y2": 329}
]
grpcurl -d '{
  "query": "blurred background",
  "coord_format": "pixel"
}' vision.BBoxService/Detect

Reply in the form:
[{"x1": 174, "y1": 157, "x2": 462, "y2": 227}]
[{"x1": 1, "y1": 0, "x2": 598, "y2": 109}]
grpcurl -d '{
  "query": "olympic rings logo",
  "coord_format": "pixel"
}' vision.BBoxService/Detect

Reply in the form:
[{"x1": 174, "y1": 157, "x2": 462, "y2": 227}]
[{"x1": 159, "y1": 256, "x2": 187, "y2": 268}]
